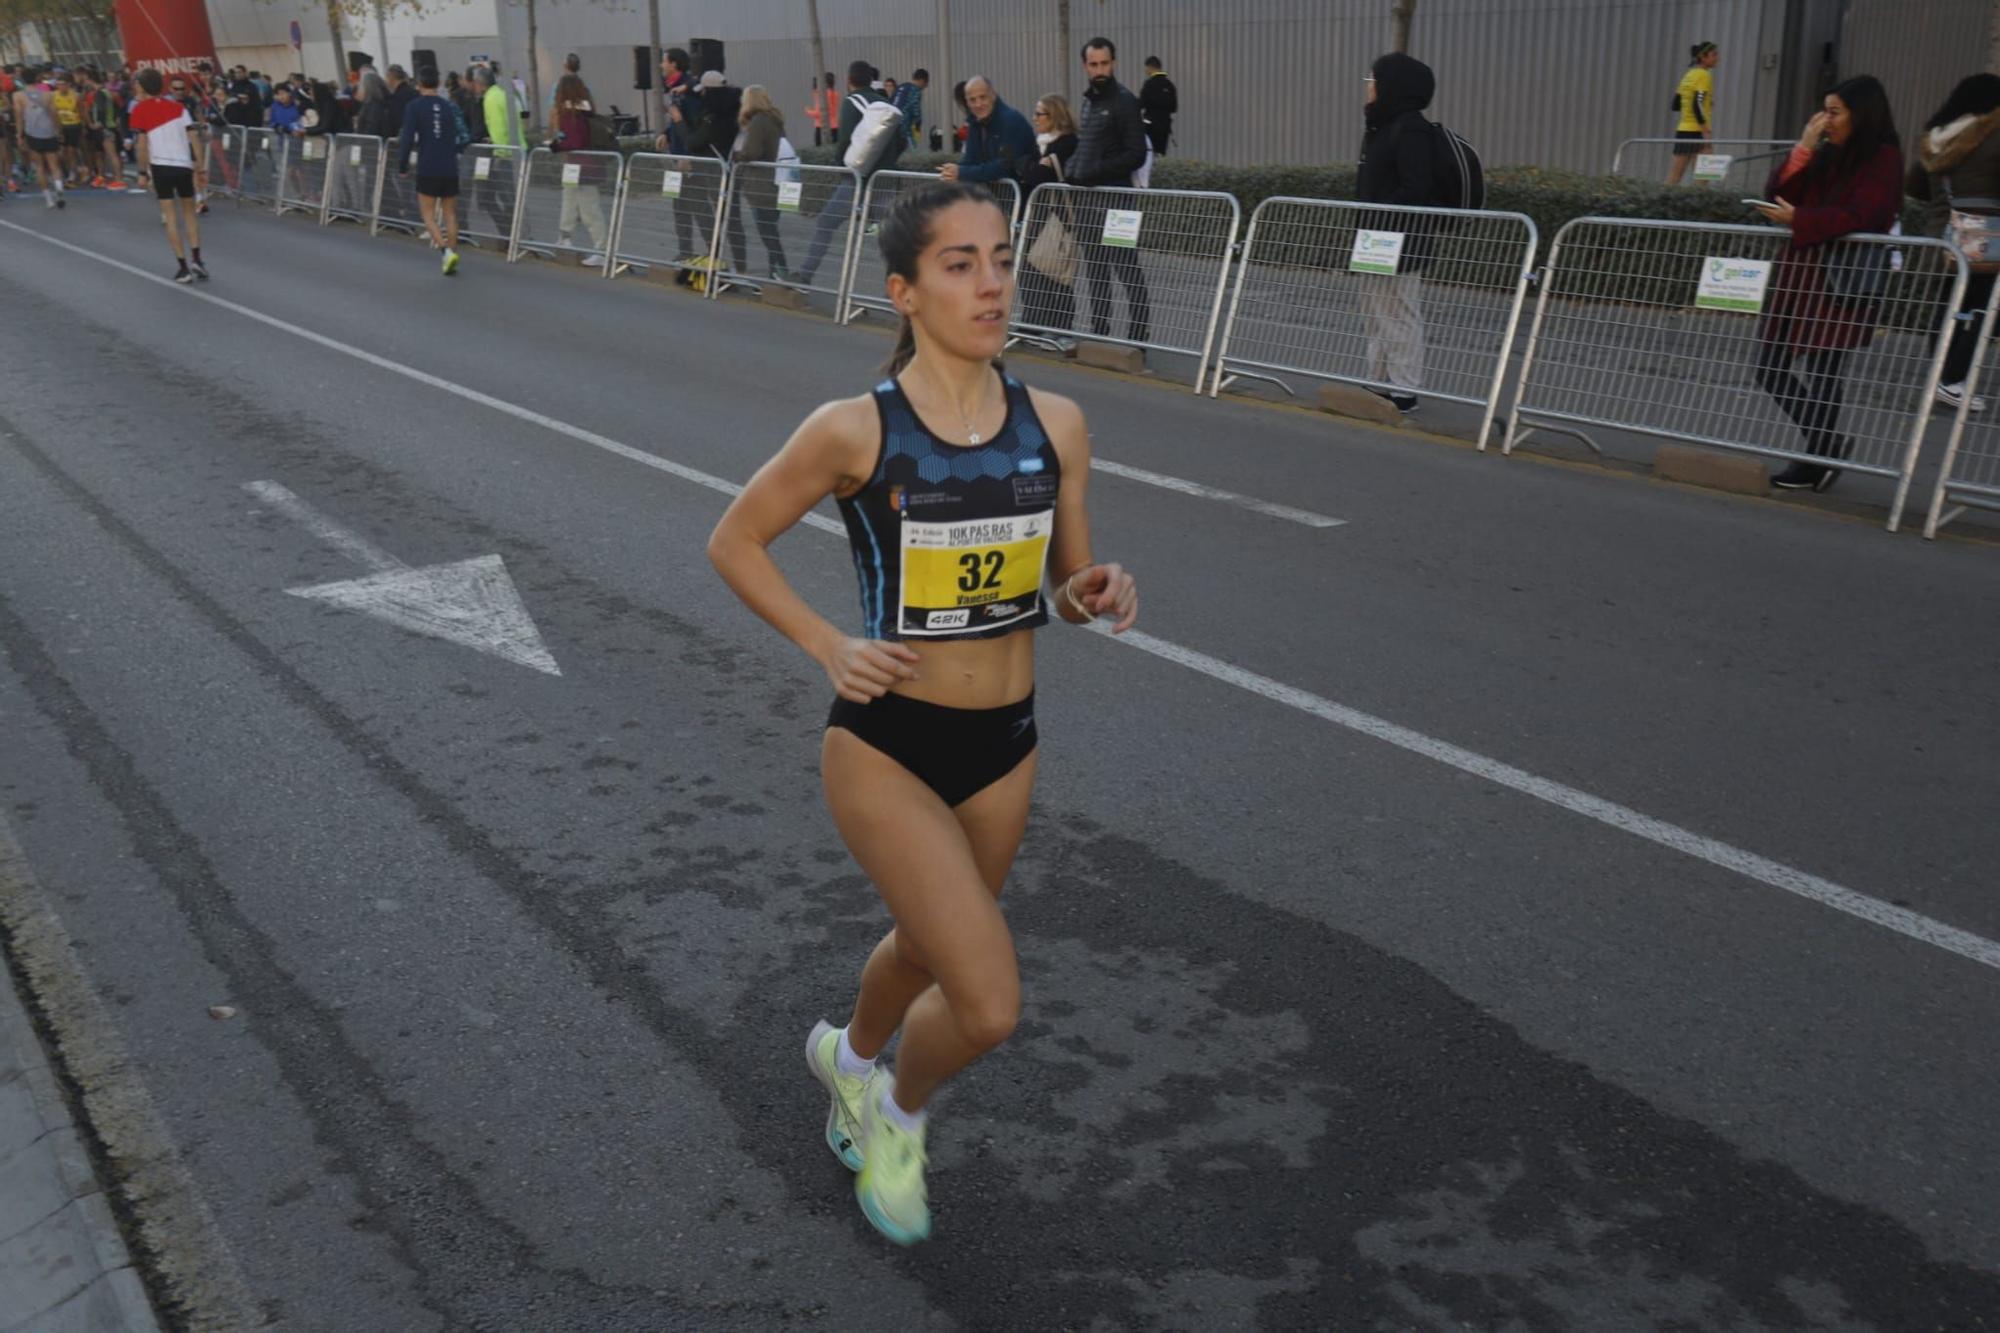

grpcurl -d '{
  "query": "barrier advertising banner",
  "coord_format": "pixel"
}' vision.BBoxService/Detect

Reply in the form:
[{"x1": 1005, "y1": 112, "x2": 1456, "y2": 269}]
[{"x1": 113, "y1": 0, "x2": 220, "y2": 76}]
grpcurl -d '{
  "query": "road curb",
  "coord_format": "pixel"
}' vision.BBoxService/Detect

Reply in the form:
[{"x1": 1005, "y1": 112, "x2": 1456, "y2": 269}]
[
  {"x1": 0, "y1": 813, "x2": 260, "y2": 1332},
  {"x1": 0, "y1": 942, "x2": 161, "y2": 1332}
]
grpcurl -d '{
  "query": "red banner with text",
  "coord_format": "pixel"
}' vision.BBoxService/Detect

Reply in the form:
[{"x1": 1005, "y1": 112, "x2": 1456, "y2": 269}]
[{"x1": 112, "y1": 0, "x2": 220, "y2": 77}]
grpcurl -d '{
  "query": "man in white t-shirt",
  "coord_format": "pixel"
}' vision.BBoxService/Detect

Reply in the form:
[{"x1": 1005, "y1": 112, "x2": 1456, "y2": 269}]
[{"x1": 131, "y1": 68, "x2": 207, "y2": 282}]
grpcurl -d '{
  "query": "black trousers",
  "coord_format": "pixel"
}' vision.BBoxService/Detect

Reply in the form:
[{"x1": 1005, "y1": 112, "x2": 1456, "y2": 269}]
[
  {"x1": 728, "y1": 203, "x2": 786, "y2": 272},
  {"x1": 477, "y1": 154, "x2": 518, "y2": 237},
  {"x1": 1073, "y1": 199, "x2": 1152, "y2": 343},
  {"x1": 1754, "y1": 329, "x2": 1849, "y2": 458}
]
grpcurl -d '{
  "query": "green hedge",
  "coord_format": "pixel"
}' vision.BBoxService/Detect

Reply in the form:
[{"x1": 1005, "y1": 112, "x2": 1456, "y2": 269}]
[{"x1": 782, "y1": 146, "x2": 1931, "y2": 244}]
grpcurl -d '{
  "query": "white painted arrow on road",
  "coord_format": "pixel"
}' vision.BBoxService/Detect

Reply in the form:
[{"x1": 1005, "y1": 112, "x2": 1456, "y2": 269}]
[{"x1": 244, "y1": 481, "x2": 561, "y2": 676}]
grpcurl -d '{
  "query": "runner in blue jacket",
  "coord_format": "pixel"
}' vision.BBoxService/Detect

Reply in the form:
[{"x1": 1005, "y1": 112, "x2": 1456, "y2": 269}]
[{"x1": 397, "y1": 66, "x2": 468, "y2": 274}]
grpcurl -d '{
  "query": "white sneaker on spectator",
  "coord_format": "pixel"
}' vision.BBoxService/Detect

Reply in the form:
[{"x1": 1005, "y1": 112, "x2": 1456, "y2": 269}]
[
  {"x1": 1938, "y1": 381, "x2": 1989, "y2": 413},
  {"x1": 582, "y1": 253, "x2": 605, "y2": 268}
]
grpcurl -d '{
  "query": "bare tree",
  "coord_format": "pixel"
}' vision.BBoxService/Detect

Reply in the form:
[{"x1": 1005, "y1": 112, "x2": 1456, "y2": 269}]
[
  {"x1": 1391, "y1": 0, "x2": 1417, "y2": 53},
  {"x1": 645, "y1": 0, "x2": 663, "y2": 136},
  {"x1": 808, "y1": 0, "x2": 827, "y2": 107},
  {"x1": 523, "y1": 0, "x2": 539, "y2": 134},
  {"x1": 325, "y1": 0, "x2": 347, "y2": 83},
  {"x1": 1058, "y1": 0, "x2": 1071, "y2": 104}
]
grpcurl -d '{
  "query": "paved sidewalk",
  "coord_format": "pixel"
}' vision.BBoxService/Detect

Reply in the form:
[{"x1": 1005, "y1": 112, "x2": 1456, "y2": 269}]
[{"x1": 0, "y1": 948, "x2": 159, "y2": 1333}]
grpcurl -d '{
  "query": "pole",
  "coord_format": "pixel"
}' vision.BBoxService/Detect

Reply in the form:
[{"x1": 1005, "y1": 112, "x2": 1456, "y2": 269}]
[
  {"x1": 1990, "y1": 0, "x2": 2000, "y2": 74},
  {"x1": 375, "y1": 0, "x2": 390, "y2": 70},
  {"x1": 646, "y1": 0, "x2": 663, "y2": 134}
]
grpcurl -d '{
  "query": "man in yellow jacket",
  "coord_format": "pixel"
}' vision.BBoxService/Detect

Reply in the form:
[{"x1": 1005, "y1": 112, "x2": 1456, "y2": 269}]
[{"x1": 474, "y1": 66, "x2": 523, "y2": 239}]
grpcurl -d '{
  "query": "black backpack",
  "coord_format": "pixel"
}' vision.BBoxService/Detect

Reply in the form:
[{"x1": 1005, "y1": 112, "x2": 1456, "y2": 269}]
[{"x1": 1430, "y1": 121, "x2": 1485, "y2": 210}]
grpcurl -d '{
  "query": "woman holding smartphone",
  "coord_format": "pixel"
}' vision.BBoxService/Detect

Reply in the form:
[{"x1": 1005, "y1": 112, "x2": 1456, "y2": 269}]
[{"x1": 1749, "y1": 75, "x2": 1903, "y2": 492}]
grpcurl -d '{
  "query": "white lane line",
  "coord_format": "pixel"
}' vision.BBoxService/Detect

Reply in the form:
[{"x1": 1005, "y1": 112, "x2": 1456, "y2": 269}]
[
  {"x1": 1090, "y1": 459, "x2": 1345, "y2": 528},
  {"x1": 1094, "y1": 625, "x2": 2000, "y2": 972},
  {"x1": 15, "y1": 217, "x2": 1996, "y2": 974},
  {"x1": 0, "y1": 218, "x2": 1334, "y2": 533},
  {"x1": 243, "y1": 480, "x2": 405, "y2": 572},
  {"x1": 0, "y1": 219, "x2": 846, "y2": 537}
]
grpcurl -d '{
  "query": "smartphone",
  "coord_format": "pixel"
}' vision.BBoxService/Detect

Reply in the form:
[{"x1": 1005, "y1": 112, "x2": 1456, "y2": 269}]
[{"x1": 1742, "y1": 198, "x2": 1772, "y2": 208}]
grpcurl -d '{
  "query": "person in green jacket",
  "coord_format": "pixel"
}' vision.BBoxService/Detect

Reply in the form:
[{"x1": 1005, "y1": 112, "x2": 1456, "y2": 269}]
[{"x1": 474, "y1": 66, "x2": 522, "y2": 238}]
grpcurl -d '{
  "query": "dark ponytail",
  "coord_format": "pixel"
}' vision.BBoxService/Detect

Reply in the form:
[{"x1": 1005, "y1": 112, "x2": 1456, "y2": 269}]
[{"x1": 877, "y1": 180, "x2": 1009, "y2": 376}]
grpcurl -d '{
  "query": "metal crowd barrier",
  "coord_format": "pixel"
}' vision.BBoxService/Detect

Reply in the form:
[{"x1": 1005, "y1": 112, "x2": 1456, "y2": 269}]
[
  {"x1": 1924, "y1": 278, "x2": 2000, "y2": 538},
  {"x1": 203, "y1": 126, "x2": 241, "y2": 200},
  {"x1": 457, "y1": 145, "x2": 529, "y2": 251},
  {"x1": 513, "y1": 147, "x2": 622, "y2": 265},
  {"x1": 1210, "y1": 197, "x2": 1537, "y2": 446},
  {"x1": 607, "y1": 152, "x2": 727, "y2": 280},
  {"x1": 1503, "y1": 217, "x2": 1966, "y2": 530},
  {"x1": 276, "y1": 134, "x2": 328, "y2": 218},
  {"x1": 841, "y1": 171, "x2": 1022, "y2": 323},
  {"x1": 1609, "y1": 137, "x2": 1793, "y2": 189},
  {"x1": 324, "y1": 135, "x2": 382, "y2": 227},
  {"x1": 236, "y1": 128, "x2": 282, "y2": 208},
  {"x1": 1011, "y1": 183, "x2": 1241, "y2": 390},
  {"x1": 713, "y1": 161, "x2": 862, "y2": 302},
  {"x1": 374, "y1": 141, "x2": 427, "y2": 238}
]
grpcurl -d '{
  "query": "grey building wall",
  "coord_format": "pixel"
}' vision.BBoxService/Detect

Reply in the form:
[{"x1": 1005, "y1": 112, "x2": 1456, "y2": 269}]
[
  {"x1": 496, "y1": 0, "x2": 1979, "y2": 175},
  {"x1": 1841, "y1": 0, "x2": 1992, "y2": 150}
]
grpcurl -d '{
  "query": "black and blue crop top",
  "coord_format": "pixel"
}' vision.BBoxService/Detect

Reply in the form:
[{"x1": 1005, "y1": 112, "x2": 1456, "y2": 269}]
[{"x1": 836, "y1": 373, "x2": 1063, "y2": 642}]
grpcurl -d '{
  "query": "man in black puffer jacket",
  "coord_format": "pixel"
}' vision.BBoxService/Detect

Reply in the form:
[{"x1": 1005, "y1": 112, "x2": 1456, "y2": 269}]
[
  {"x1": 1356, "y1": 51, "x2": 1439, "y2": 414},
  {"x1": 1068, "y1": 37, "x2": 1151, "y2": 346}
]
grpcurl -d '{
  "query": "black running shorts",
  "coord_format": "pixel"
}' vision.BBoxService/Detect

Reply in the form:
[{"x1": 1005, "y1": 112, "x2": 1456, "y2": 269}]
[
  {"x1": 151, "y1": 165, "x2": 195, "y2": 200},
  {"x1": 416, "y1": 172, "x2": 459, "y2": 199},
  {"x1": 827, "y1": 690, "x2": 1037, "y2": 807},
  {"x1": 25, "y1": 134, "x2": 58, "y2": 155},
  {"x1": 1672, "y1": 129, "x2": 1706, "y2": 156}
]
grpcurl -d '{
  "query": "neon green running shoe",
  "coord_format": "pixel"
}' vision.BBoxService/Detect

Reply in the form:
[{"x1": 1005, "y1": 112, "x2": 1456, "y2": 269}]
[
  {"x1": 442, "y1": 248, "x2": 460, "y2": 276},
  {"x1": 805, "y1": 1020, "x2": 873, "y2": 1171},
  {"x1": 855, "y1": 1084, "x2": 931, "y2": 1245}
]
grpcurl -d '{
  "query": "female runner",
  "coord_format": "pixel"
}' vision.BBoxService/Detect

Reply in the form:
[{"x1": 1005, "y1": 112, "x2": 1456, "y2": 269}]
[{"x1": 707, "y1": 182, "x2": 1138, "y2": 1244}]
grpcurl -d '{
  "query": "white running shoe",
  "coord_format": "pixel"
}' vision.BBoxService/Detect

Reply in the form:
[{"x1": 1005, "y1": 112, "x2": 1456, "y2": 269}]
[
  {"x1": 581, "y1": 253, "x2": 606, "y2": 268},
  {"x1": 1937, "y1": 381, "x2": 1989, "y2": 413},
  {"x1": 805, "y1": 1020, "x2": 875, "y2": 1171}
]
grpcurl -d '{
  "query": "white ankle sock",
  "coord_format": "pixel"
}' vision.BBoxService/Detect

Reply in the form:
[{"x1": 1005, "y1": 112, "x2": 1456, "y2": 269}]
[
  {"x1": 834, "y1": 1027, "x2": 874, "y2": 1079},
  {"x1": 877, "y1": 1083, "x2": 926, "y2": 1134}
]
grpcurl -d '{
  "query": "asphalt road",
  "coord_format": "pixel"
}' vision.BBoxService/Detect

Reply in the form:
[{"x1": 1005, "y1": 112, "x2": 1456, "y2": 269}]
[{"x1": 0, "y1": 187, "x2": 1997, "y2": 1331}]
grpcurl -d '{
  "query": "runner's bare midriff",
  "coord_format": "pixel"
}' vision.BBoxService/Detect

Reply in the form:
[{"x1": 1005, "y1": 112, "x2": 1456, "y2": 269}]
[{"x1": 888, "y1": 630, "x2": 1035, "y2": 710}]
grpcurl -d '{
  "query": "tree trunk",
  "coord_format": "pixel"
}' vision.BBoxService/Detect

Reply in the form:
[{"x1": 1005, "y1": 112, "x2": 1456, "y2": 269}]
[
  {"x1": 327, "y1": 0, "x2": 348, "y2": 87},
  {"x1": 936, "y1": 0, "x2": 952, "y2": 138},
  {"x1": 524, "y1": 0, "x2": 541, "y2": 136},
  {"x1": 1391, "y1": 0, "x2": 1417, "y2": 54},
  {"x1": 646, "y1": 0, "x2": 663, "y2": 135},
  {"x1": 1058, "y1": 0, "x2": 1071, "y2": 106},
  {"x1": 807, "y1": 0, "x2": 826, "y2": 100}
]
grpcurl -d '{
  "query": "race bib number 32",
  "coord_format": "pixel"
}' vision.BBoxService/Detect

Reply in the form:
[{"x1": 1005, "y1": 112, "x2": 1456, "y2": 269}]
[{"x1": 899, "y1": 511, "x2": 1053, "y2": 636}]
